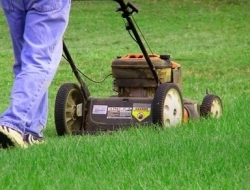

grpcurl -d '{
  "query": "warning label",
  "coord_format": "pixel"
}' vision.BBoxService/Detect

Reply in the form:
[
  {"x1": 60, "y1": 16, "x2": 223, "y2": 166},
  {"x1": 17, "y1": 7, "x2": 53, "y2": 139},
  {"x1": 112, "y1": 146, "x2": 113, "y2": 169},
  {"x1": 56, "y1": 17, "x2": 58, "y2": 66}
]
[
  {"x1": 107, "y1": 107, "x2": 132, "y2": 119},
  {"x1": 132, "y1": 103, "x2": 151, "y2": 122}
]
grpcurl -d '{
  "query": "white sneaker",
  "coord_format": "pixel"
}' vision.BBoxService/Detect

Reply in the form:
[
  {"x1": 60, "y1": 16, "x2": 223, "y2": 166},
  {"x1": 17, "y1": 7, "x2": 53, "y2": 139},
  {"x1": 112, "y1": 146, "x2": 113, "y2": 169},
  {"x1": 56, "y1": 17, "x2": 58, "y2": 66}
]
[
  {"x1": 0, "y1": 125, "x2": 26, "y2": 149},
  {"x1": 23, "y1": 133, "x2": 44, "y2": 146}
]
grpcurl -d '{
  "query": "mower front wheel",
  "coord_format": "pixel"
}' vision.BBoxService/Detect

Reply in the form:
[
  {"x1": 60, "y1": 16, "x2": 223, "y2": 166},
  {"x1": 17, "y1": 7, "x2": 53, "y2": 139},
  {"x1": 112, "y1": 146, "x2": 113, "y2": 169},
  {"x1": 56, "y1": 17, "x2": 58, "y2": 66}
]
[
  {"x1": 200, "y1": 94, "x2": 223, "y2": 118},
  {"x1": 54, "y1": 83, "x2": 84, "y2": 136},
  {"x1": 152, "y1": 83, "x2": 183, "y2": 127}
]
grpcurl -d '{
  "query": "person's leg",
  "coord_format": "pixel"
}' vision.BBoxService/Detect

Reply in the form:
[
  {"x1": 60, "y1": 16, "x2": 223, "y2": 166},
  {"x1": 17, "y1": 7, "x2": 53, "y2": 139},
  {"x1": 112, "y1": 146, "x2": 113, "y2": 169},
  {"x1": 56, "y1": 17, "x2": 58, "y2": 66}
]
[
  {"x1": 20, "y1": 0, "x2": 71, "y2": 138},
  {"x1": 2, "y1": 1, "x2": 49, "y2": 139},
  {"x1": 0, "y1": 0, "x2": 71, "y2": 146},
  {"x1": 0, "y1": 0, "x2": 27, "y2": 148}
]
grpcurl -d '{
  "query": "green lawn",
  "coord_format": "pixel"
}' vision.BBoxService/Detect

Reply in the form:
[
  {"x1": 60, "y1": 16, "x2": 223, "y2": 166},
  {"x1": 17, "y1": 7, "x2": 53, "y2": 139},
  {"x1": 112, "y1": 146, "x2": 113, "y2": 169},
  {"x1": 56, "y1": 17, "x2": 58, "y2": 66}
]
[{"x1": 0, "y1": 0, "x2": 250, "y2": 189}]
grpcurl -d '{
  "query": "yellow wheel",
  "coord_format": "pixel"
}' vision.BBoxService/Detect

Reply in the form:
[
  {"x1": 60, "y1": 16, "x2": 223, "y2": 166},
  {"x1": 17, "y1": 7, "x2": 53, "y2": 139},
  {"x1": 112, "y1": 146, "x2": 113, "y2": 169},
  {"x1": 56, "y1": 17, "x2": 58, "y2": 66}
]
[
  {"x1": 200, "y1": 94, "x2": 223, "y2": 118},
  {"x1": 152, "y1": 83, "x2": 183, "y2": 127},
  {"x1": 54, "y1": 83, "x2": 84, "y2": 136}
]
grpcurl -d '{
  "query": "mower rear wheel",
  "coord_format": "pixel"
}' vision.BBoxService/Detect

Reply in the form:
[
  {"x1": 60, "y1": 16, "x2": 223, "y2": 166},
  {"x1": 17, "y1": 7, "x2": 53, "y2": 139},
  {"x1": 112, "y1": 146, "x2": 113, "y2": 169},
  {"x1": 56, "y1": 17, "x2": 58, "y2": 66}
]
[
  {"x1": 152, "y1": 83, "x2": 183, "y2": 127},
  {"x1": 200, "y1": 94, "x2": 223, "y2": 118},
  {"x1": 54, "y1": 83, "x2": 84, "y2": 136}
]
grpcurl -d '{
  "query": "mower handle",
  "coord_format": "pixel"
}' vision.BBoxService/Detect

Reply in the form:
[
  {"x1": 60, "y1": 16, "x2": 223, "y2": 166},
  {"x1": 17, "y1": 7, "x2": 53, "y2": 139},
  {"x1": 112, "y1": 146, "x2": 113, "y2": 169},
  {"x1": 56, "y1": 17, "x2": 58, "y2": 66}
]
[
  {"x1": 113, "y1": 0, "x2": 160, "y2": 85},
  {"x1": 115, "y1": 1, "x2": 138, "y2": 15}
]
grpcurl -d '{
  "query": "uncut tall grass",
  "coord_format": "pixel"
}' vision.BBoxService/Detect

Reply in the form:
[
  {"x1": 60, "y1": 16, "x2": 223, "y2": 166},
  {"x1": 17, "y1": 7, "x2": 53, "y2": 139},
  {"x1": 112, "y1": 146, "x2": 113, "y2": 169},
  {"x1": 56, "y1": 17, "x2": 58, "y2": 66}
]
[{"x1": 0, "y1": 0, "x2": 249, "y2": 189}]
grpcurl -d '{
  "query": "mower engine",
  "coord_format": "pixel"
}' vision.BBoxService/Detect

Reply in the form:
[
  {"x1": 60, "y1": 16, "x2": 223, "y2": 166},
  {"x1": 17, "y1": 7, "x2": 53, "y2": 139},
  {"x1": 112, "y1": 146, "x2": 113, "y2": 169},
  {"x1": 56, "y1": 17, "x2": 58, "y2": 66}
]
[{"x1": 112, "y1": 54, "x2": 182, "y2": 97}]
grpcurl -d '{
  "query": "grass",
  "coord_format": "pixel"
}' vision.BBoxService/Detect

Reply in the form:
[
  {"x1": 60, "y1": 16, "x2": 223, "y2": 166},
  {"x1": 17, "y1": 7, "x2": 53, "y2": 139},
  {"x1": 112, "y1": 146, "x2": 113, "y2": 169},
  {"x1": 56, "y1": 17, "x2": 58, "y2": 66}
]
[{"x1": 0, "y1": 0, "x2": 250, "y2": 189}]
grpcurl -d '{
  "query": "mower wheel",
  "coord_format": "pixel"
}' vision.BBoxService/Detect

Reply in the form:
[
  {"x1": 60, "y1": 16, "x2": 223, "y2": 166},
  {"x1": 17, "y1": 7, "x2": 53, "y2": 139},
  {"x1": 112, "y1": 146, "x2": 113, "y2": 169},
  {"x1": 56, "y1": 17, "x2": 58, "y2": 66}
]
[
  {"x1": 54, "y1": 83, "x2": 84, "y2": 136},
  {"x1": 152, "y1": 83, "x2": 183, "y2": 127},
  {"x1": 200, "y1": 94, "x2": 223, "y2": 118}
]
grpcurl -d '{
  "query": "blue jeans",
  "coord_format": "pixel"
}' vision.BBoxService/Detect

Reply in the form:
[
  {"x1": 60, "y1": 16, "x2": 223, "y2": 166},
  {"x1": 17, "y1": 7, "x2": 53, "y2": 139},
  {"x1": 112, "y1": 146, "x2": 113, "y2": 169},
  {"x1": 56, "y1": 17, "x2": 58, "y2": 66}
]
[{"x1": 0, "y1": 0, "x2": 71, "y2": 137}]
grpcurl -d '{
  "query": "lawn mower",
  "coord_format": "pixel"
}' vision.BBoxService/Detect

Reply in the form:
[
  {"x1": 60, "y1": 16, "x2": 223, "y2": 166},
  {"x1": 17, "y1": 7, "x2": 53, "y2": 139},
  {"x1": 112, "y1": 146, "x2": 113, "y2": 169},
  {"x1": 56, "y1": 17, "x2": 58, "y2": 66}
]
[{"x1": 54, "y1": 0, "x2": 223, "y2": 135}]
